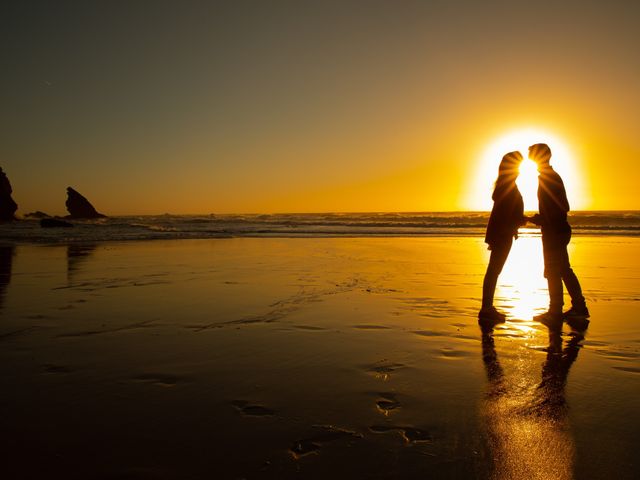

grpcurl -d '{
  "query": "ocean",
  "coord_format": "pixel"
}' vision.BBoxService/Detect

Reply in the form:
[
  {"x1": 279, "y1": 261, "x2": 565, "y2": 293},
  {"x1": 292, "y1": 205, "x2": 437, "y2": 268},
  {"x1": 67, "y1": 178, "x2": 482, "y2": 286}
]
[{"x1": 2, "y1": 211, "x2": 639, "y2": 243}]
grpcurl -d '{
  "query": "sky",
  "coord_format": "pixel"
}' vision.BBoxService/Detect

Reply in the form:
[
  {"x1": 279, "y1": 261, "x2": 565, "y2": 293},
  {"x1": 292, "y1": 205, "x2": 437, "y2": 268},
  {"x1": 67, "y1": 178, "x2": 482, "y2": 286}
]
[{"x1": 1, "y1": 0, "x2": 639, "y2": 215}]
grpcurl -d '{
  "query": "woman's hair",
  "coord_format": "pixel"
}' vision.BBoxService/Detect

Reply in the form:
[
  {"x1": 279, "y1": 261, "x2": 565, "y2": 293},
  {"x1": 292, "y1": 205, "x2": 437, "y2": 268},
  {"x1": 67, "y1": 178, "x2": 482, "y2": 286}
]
[
  {"x1": 498, "y1": 151, "x2": 523, "y2": 175},
  {"x1": 493, "y1": 151, "x2": 522, "y2": 197}
]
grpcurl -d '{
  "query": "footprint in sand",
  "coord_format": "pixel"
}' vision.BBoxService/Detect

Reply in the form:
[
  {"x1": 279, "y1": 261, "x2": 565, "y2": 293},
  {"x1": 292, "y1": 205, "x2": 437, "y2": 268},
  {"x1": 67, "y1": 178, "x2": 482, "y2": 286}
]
[
  {"x1": 438, "y1": 347, "x2": 469, "y2": 359},
  {"x1": 290, "y1": 425, "x2": 362, "y2": 459},
  {"x1": 375, "y1": 393, "x2": 401, "y2": 415},
  {"x1": 365, "y1": 360, "x2": 407, "y2": 380},
  {"x1": 231, "y1": 400, "x2": 275, "y2": 417}
]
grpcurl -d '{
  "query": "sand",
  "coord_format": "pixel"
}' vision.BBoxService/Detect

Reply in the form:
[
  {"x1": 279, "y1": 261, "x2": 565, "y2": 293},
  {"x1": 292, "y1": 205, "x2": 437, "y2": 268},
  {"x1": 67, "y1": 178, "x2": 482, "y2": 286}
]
[{"x1": 0, "y1": 236, "x2": 638, "y2": 479}]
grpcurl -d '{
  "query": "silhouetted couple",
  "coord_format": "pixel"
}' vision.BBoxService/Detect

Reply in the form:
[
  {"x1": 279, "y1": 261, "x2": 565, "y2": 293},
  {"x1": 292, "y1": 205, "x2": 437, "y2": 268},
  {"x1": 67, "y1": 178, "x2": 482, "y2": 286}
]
[{"x1": 479, "y1": 143, "x2": 589, "y2": 328}]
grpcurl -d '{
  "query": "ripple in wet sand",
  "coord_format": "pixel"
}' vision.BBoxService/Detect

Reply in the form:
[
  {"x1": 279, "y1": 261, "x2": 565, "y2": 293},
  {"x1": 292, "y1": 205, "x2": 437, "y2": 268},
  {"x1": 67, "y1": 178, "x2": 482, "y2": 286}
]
[
  {"x1": 353, "y1": 324, "x2": 391, "y2": 330},
  {"x1": 131, "y1": 373, "x2": 187, "y2": 387},
  {"x1": 293, "y1": 325, "x2": 327, "y2": 331},
  {"x1": 232, "y1": 400, "x2": 275, "y2": 417},
  {"x1": 612, "y1": 366, "x2": 640, "y2": 374},
  {"x1": 412, "y1": 330, "x2": 448, "y2": 337},
  {"x1": 57, "y1": 320, "x2": 156, "y2": 338},
  {"x1": 369, "y1": 425, "x2": 432, "y2": 443},
  {"x1": 594, "y1": 348, "x2": 639, "y2": 360},
  {"x1": 42, "y1": 364, "x2": 74, "y2": 374},
  {"x1": 0, "y1": 327, "x2": 40, "y2": 341}
]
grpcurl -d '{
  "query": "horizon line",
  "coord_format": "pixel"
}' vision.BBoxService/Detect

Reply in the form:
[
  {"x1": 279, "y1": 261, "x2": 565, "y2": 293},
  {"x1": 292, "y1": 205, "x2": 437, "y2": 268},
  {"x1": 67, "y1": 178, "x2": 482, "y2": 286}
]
[{"x1": 17, "y1": 209, "x2": 640, "y2": 217}]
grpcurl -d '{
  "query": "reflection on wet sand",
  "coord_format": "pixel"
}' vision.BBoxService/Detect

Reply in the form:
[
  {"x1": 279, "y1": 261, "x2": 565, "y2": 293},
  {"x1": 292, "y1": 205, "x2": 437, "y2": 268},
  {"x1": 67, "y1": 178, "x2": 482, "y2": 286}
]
[
  {"x1": 0, "y1": 245, "x2": 15, "y2": 313},
  {"x1": 481, "y1": 321, "x2": 587, "y2": 480},
  {"x1": 0, "y1": 238, "x2": 635, "y2": 478},
  {"x1": 66, "y1": 244, "x2": 97, "y2": 284}
]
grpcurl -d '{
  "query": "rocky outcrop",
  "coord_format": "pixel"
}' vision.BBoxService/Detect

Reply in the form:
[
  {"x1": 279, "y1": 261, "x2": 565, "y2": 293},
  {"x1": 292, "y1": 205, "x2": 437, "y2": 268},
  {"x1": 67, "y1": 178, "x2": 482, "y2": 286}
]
[
  {"x1": 65, "y1": 187, "x2": 106, "y2": 219},
  {"x1": 0, "y1": 245, "x2": 14, "y2": 312},
  {"x1": 0, "y1": 167, "x2": 18, "y2": 221},
  {"x1": 41, "y1": 218, "x2": 74, "y2": 228},
  {"x1": 25, "y1": 211, "x2": 51, "y2": 219}
]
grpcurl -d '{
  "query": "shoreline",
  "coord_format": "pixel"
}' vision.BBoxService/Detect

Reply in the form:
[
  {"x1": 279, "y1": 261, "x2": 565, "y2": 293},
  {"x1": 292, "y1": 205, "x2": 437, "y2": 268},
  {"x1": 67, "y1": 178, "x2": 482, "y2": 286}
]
[{"x1": 2, "y1": 211, "x2": 639, "y2": 245}]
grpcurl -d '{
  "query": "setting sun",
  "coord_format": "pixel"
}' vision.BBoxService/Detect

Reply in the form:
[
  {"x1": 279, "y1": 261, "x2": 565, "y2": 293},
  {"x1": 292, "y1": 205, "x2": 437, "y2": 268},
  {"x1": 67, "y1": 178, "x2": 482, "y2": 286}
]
[{"x1": 466, "y1": 128, "x2": 588, "y2": 211}]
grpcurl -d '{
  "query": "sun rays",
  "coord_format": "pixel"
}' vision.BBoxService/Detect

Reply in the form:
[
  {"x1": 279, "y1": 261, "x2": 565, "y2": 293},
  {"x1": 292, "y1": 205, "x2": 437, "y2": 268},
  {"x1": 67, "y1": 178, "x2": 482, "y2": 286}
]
[{"x1": 467, "y1": 127, "x2": 586, "y2": 212}]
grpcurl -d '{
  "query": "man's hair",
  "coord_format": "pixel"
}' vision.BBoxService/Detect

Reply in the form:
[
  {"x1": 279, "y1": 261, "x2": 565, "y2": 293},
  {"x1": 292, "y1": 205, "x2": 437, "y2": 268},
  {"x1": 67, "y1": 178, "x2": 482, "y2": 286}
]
[{"x1": 529, "y1": 143, "x2": 552, "y2": 163}]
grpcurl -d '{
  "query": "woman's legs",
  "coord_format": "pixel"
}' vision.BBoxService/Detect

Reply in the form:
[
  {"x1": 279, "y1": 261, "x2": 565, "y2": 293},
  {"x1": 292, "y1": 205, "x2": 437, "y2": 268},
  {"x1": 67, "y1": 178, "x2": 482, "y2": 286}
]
[{"x1": 481, "y1": 239, "x2": 513, "y2": 310}]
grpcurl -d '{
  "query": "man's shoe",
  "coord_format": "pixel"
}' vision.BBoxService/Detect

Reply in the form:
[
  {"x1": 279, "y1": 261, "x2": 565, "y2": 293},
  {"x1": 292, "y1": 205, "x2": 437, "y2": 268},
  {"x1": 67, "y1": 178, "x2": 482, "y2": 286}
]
[
  {"x1": 534, "y1": 311, "x2": 563, "y2": 329},
  {"x1": 564, "y1": 305, "x2": 590, "y2": 319},
  {"x1": 478, "y1": 306, "x2": 506, "y2": 322}
]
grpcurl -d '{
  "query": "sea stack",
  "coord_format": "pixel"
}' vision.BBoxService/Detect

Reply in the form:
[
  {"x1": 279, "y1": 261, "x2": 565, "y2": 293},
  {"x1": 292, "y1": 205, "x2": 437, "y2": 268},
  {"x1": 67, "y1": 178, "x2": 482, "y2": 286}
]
[
  {"x1": 0, "y1": 167, "x2": 18, "y2": 221},
  {"x1": 65, "y1": 187, "x2": 106, "y2": 219}
]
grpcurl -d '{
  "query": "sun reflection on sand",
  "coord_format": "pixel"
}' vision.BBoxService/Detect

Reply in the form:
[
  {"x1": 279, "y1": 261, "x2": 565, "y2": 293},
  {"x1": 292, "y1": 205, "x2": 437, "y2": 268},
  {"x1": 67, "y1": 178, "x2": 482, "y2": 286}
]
[
  {"x1": 478, "y1": 230, "x2": 588, "y2": 480},
  {"x1": 493, "y1": 234, "x2": 549, "y2": 321},
  {"x1": 480, "y1": 329, "x2": 584, "y2": 480}
]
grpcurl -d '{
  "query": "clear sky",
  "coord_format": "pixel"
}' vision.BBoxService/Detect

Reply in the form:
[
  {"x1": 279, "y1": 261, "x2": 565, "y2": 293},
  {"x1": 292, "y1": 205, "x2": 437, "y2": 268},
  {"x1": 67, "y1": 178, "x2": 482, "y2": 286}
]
[{"x1": 2, "y1": 1, "x2": 639, "y2": 215}]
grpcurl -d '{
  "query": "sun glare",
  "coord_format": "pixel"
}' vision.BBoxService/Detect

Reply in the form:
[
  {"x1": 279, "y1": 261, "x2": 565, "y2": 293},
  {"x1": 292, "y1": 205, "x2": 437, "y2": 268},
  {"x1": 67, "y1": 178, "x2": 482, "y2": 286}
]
[
  {"x1": 467, "y1": 128, "x2": 585, "y2": 212},
  {"x1": 517, "y1": 158, "x2": 539, "y2": 211},
  {"x1": 494, "y1": 236, "x2": 549, "y2": 320}
]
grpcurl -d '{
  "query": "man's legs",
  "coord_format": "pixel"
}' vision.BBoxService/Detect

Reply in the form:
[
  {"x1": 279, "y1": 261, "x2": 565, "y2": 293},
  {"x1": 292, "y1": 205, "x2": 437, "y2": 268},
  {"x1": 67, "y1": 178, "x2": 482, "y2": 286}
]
[
  {"x1": 542, "y1": 231, "x2": 588, "y2": 319},
  {"x1": 542, "y1": 234, "x2": 564, "y2": 313},
  {"x1": 552, "y1": 230, "x2": 588, "y2": 312},
  {"x1": 562, "y1": 267, "x2": 586, "y2": 308},
  {"x1": 537, "y1": 234, "x2": 565, "y2": 326},
  {"x1": 547, "y1": 275, "x2": 564, "y2": 313}
]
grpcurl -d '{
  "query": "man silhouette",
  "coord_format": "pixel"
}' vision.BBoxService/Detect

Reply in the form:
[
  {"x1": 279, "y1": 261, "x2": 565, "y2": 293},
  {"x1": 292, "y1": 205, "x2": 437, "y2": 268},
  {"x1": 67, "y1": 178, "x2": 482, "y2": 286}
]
[{"x1": 528, "y1": 143, "x2": 589, "y2": 326}]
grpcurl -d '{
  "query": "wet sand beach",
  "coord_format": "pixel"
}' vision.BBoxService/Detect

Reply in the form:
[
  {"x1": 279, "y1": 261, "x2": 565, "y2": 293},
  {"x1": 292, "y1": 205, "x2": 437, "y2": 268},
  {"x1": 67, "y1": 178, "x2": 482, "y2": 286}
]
[{"x1": 0, "y1": 237, "x2": 638, "y2": 479}]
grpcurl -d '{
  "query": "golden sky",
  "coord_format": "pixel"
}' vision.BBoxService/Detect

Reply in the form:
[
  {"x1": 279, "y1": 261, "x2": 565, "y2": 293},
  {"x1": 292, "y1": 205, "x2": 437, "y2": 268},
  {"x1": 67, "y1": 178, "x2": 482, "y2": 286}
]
[{"x1": 2, "y1": 1, "x2": 639, "y2": 214}]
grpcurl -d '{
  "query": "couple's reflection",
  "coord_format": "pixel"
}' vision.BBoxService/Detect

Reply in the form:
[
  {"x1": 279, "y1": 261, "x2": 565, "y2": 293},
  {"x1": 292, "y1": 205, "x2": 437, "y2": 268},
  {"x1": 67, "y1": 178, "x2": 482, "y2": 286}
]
[{"x1": 480, "y1": 320, "x2": 587, "y2": 480}]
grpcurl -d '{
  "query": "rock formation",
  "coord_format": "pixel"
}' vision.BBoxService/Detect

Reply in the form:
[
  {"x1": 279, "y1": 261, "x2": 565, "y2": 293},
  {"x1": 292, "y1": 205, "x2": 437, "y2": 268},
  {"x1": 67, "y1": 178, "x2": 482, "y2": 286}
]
[
  {"x1": 0, "y1": 245, "x2": 14, "y2": 312},
  {"x1": 65, "y1": 187, "x2": 106, "y2": 219},
  {"x1": 0, "y1": 167, "x2": 18, "y2": 221},
  {"x1": 24, "y1": 211, "x2": 51, "y2": 219},
  {"x1": 41, "y1": 218, "x2": 74, "y2": 228}
]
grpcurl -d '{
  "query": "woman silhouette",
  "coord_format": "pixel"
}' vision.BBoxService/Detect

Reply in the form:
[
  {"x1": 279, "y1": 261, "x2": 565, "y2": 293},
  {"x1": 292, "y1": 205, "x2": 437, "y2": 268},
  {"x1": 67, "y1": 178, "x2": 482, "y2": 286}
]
[{"x1": 479, "y1": 151, "x2": 526, "y2": 322}]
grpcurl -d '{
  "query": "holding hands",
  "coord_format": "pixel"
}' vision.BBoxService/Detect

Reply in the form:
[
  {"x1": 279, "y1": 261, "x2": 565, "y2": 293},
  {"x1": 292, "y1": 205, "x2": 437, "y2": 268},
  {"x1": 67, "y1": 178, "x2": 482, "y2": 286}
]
[{"x1": 524, "y1": 214, "x2": 542, "y2": 226}]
